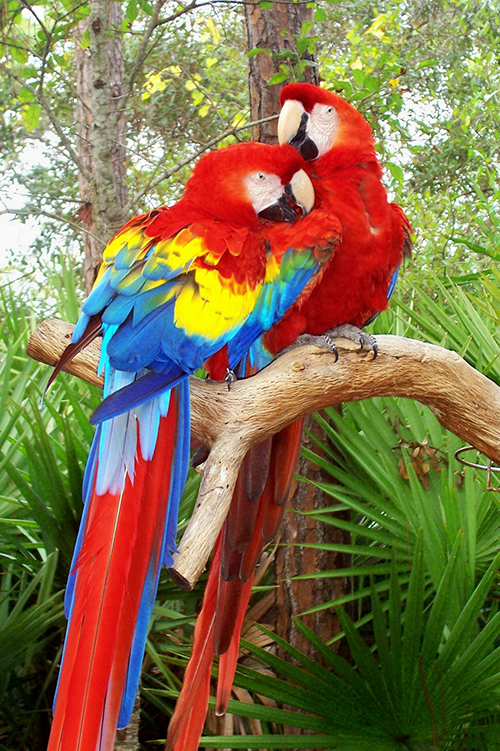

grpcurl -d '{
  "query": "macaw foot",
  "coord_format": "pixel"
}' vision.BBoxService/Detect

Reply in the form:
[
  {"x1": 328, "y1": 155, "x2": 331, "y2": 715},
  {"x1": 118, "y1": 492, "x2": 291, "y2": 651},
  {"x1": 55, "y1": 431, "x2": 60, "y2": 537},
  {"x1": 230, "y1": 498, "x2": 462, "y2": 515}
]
[
  {"x1": 225, "y1": 368, "x2": 237, "y2": 391},
  {"x1": 326, "y1": 324, "x2": 378, "y2": 359},
  {"x1": 278, "y1": 333, "x2": 339, "y2": 362},
  {"x1": 205, "y1": 368, "x2": 237, "y2": 390}
]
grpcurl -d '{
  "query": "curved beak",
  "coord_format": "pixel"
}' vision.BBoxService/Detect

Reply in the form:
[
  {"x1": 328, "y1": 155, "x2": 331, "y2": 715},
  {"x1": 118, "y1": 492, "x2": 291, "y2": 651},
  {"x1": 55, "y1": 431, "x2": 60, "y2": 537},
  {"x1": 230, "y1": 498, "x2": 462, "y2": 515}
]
[
  {"x1": 258, "y1": 169, "x2": 314, "y2": 224},
  {"x1": 278, "y1": 99, "x2": 306, "y2": 145},
  {"x1": 278, "y1": 99, "x2": 319, "y2": 161},
  {"x1": 289, "y1": 168, "x2": 314, "y2": 215}
]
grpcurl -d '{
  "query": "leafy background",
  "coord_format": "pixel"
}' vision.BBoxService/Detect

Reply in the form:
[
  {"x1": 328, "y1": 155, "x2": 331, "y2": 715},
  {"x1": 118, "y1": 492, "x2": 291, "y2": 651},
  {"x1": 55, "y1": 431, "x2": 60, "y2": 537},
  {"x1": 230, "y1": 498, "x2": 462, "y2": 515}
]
[{"x1": 1, "y1": 0, "x2": 500, "y2": 748}]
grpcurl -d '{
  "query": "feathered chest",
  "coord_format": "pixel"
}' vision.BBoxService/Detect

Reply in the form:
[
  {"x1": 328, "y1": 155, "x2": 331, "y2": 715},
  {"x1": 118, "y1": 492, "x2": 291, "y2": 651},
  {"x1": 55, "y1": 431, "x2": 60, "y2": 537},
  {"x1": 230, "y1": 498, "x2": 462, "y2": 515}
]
[{"x1": 299, "y1": 170, "x2": 406, "y2": 327}]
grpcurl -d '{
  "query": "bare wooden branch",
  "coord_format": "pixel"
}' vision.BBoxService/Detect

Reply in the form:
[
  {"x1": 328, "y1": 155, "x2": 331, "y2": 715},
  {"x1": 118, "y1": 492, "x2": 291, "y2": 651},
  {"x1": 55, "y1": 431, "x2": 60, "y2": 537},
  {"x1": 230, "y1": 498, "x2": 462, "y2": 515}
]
[
  {"x1": 27, "y1": 318, "x2": 500, "y2": 588},
  {"x1": 27, "y1": 319, "x2": 104, "y2": 389},
  {"x1": 129, "y1": 115, "x2": 278, "y2": 208}
]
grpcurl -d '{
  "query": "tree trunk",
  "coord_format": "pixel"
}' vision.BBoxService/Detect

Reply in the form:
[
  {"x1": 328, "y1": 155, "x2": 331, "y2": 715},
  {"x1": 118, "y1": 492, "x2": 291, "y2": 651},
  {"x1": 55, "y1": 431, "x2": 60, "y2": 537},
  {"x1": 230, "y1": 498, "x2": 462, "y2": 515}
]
[
  {"x1": 74, "y1": 3, "x2": 136, "y2": 747},
  {"x1": 75, "y1": 0, "x2": 128, "y2": 294},
  {"x1": 244, "y1": 0, "x2": 318, "y2": 144},
  {"x1": 275, "y1": 416, "x2": 348, "y2": 654},
  {"x1": 243, "y1": 0, "x2": 347, "y2": 681}
]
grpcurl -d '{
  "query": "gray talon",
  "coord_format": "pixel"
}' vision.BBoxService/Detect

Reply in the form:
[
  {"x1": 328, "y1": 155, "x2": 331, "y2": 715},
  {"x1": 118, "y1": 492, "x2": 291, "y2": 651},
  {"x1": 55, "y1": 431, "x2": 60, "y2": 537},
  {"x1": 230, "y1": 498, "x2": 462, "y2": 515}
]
[
  {"x1": 277, "y1": 333, "x2": 339, "y2": 362},
  {"x1": 320, "y1": 335, "x2": 339, "y2": 362},
  {"x1": 326, "y1": 324, "x2": 377, "y2": 359},
  {"x1": 225, "y1": 368, "x2": 237, "y2": 391}
]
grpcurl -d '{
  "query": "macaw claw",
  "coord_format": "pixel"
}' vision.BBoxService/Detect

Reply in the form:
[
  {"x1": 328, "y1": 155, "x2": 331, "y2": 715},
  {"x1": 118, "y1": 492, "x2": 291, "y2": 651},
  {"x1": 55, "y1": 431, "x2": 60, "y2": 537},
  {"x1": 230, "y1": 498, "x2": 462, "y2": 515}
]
[
  {"x1": 225, "y1": 368, "x2": 237, "y2": 391},
  {"x1": 326, "y1": 324, "x2": 378, "y2": 359},
  {"x1": 278, "y1": 333, "x2": 339, "y2": 362}
]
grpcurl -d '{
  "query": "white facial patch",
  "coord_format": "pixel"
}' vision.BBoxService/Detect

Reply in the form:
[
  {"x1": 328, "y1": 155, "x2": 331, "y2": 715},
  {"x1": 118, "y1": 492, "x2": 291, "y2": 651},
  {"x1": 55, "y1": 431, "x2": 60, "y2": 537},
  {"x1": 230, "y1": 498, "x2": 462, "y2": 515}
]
[
  {"x1": 244, "y1": 171, "x2": 284, "y2": 214},
  {"x1": 307, "y1": 103, "x2": 339, "y2": 156}
]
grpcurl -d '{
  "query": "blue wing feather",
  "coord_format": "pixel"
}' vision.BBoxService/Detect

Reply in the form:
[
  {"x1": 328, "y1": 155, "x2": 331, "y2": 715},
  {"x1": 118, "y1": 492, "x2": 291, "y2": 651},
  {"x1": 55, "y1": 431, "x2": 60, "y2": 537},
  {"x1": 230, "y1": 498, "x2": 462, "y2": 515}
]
[{"x1": 91, "y1": 366, "x2": 186, "y2": 425}]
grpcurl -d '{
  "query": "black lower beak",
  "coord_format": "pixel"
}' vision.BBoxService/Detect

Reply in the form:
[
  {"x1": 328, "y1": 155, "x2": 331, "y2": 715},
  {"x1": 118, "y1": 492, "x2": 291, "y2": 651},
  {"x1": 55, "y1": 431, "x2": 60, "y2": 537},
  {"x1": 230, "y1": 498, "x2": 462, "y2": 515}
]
[
  {"x1": 289, "y1": 112, "x2": 319, "y2": 161},
  {"x1": 258, "y1": 190, "x2": 299, "y2": 224}
]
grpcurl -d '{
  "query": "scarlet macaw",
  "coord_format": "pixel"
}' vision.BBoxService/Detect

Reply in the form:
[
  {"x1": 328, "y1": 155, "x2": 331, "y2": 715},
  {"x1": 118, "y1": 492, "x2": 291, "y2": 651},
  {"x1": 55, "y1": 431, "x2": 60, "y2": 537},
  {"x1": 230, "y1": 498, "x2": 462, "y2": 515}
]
[
  {"x1": 47, "y1": 141, "x2": 324, "y2": 751},
  {"x1": 167, "y1": 83, "x2": 412, "y2": 751}
]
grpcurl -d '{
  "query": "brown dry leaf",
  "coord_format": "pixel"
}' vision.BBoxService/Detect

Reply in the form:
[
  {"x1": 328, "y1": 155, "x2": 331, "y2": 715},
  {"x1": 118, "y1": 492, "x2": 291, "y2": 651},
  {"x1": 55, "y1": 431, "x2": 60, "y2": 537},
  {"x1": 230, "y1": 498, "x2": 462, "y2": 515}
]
[
  {"x1": 411, "y1": 460, "x2": 429, "y2": 489},
  {"x1": 205, "y1": 708, "x2": 233, "y2": 740},
  {"x1": 397, "y1": 437, "x2": 446, "y2": 488},
  {"x1": 253, "y1": 536, "x2": 281, "y2": 586},
  {"x1": 243, "y1": 589, "x2": 276, "y2": 635},
  {"x1": 398, "y1": 457, "x2": 409, "y2": 480},
  {"x1": 166, "y1": 632, "x2": 182, "y2": 646},
  {"x1": 232, "y1": 687, "x2": 264, "y2": 736},
  {"x1": 243, "y1": 624, "x2": 275, "y2": 650}
]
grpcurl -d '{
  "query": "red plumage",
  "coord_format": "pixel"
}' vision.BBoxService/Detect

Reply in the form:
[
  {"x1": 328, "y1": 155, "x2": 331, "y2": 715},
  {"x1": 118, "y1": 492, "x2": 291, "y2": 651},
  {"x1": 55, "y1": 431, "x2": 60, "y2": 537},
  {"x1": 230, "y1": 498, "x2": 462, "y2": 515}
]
[
  {"x1": 263, "y1": 155, "x2": 411, "y2": 354},
  {"x1": 49, "y1": 402, "x2": 178, "y2": 750},
  {"x1": 47, "y1": 141, "x2": 318, "y2": 751},
  {"x1": 168, "y1": 83, "x2": 412, "y2": 750}
]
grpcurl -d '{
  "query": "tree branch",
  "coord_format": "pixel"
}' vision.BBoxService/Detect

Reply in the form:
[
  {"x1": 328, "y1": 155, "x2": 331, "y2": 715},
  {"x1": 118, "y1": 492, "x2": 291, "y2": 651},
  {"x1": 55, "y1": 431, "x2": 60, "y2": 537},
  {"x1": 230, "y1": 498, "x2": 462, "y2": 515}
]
[
  {"x1": 26, "y1": 318, "x2": 500, "y2": 589},
  {"x1": 130, "y1": 115, "x2": 278, "y2": 207},
  {"x1": 0, "y1": 208, "x2": 105, "y2": 246},
  {"x1": 115, "y1": 0, "x2": 169, "y2": 129}
]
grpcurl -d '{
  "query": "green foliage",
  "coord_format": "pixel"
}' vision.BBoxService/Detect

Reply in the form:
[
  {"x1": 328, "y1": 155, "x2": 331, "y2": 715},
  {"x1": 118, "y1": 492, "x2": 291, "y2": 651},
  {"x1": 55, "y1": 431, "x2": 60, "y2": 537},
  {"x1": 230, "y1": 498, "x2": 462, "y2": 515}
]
[
  {"x1": 1, "y1": 0, "x2": 500, "y2": 748},
  {"x1": 203, "y1": 542, "x2": 500, "y2": 750},
  {"x1": 0, "y1": 292, "x2": 92, "y2": 746}
]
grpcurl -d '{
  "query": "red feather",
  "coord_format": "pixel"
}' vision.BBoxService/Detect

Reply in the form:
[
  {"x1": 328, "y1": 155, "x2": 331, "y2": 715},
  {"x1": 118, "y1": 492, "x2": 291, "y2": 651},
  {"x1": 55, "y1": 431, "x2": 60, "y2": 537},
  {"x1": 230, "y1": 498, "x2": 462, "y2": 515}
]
[
  {"x1": 166, "y1": 84, "x2": 412, "y2": 750},
  {"x1": 48, "y1": 400, "x2": 178, "y2": 751},
  {"x1": 167, "y1": 418, "x2": 303, "y2": 746},
  {"x1": 215, "y1": 575, "x2": 254, "y2": 716}
]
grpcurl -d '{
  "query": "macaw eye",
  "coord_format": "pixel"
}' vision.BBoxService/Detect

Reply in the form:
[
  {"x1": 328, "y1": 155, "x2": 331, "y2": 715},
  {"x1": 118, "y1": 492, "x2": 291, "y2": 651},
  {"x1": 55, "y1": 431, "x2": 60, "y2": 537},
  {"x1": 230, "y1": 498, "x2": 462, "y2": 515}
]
[
  {"x1": 258, "y1": 173, "x2": 266, "y2": 181},
  {"x1": 324, "y1": 106, "x2": 335, "y2": 117}
]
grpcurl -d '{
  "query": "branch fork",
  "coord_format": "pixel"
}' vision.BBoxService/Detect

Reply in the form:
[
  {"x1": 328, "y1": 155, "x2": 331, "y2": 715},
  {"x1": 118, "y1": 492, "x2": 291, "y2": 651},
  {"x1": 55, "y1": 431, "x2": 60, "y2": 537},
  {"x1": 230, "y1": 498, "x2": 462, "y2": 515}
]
[{"x1": 27, "y1": 318, "x2": 500, "y2": 589}]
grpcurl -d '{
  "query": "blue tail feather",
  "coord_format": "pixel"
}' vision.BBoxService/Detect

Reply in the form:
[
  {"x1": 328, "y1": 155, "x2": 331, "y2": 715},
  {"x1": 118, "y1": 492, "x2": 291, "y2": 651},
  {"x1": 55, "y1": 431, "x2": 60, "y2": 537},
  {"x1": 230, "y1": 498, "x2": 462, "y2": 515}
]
[
  {"x1": 163, "y1": 378, "x2": 190, "y2": 566},
  {"x1": 116, "y1": 380, "x2": 191, "y2": 727},
  {"x1": 91, "y1": 366, "x2": 186, "y2": 425}
]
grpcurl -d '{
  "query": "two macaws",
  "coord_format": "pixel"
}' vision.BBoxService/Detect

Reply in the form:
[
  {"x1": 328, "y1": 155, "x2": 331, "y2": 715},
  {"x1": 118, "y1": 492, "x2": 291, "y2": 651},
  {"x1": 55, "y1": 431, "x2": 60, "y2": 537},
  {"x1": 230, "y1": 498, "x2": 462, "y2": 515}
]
[
  {"x1": 167, "y1": 82, "x2": 412, "y2": 750},
  {"x1": 47, "y1": 83, "x2": 411, "y2": 751}
]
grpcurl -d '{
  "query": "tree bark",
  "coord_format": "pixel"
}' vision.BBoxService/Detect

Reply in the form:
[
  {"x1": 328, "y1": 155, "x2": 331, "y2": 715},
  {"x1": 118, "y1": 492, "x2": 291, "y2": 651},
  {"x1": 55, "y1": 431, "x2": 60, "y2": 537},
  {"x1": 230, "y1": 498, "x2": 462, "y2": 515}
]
[
  {"x1": 75, "y1": 0, "x2": 129, "y2": 294},
  {"x1": 244, "y1": 0, "x2": 318, "y2": 144},
  {"x1": 275, "y1": 418, "x2": 347, "y2": 656},
  {"x1": 244, "y1": 0, "x2": 343, "y2": 676}
]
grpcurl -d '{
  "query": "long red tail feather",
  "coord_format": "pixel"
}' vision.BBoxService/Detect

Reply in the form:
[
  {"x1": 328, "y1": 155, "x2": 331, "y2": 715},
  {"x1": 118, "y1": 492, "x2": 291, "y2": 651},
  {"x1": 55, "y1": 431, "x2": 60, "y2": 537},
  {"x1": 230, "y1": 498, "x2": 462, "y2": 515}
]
[
  {"x1": 215, "y1": 575, "x2": 254, "y2": 716},
  {"x1": 166, "y1": 541, "x2": 221, "y2": 751},
  {"x1": 49, "y1": 396, "x2": 181, "y2": 751},
  {"x1": 167, "y1": 417, "x2": 304, "y2": 748}
]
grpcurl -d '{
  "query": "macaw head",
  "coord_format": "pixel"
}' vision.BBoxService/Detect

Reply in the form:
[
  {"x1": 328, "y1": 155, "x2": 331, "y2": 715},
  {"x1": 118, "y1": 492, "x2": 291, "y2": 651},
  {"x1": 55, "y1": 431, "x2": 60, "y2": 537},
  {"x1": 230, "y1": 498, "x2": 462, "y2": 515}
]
[
  {"x1": 183, "y1": 142, "x2": 314, "y2": 228},
  {"x1": 278, "y1": 83, "x2": 375, "y2": 162}
]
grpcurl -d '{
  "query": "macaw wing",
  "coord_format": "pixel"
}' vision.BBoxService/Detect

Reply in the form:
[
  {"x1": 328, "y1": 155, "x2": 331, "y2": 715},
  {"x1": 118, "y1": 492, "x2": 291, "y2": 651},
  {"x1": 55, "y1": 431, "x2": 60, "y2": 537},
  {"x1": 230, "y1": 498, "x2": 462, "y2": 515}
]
[
  {"x1": 73, "y1": 210, "x2": 267, "y2": 380},
  {"x1": 226, "y1": 208, "x2": 342, "y2": 370},
  {"x1": 363, "y1": 203, "x2": 413, "y2": 327}
]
